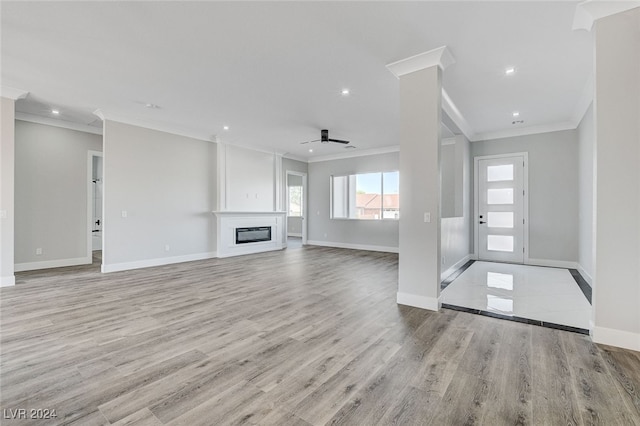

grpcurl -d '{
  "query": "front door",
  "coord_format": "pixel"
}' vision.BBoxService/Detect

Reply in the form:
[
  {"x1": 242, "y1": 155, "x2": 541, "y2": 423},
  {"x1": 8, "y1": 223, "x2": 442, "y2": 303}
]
[{"x1": 477, "y1": 155, "x2": 526, "y2": 263}]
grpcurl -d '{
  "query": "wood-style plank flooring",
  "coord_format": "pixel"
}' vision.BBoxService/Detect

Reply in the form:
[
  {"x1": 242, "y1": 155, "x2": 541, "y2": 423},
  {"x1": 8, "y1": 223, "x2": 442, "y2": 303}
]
[{"x1": 1, "y1": 246, "x2": 639, "y2": 425}]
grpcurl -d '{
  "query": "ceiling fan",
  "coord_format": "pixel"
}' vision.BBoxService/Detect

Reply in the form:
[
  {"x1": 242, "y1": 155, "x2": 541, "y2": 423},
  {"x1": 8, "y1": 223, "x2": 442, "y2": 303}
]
[{"x1": 301, "y1": 129, "x2": 350, "y2": 145}]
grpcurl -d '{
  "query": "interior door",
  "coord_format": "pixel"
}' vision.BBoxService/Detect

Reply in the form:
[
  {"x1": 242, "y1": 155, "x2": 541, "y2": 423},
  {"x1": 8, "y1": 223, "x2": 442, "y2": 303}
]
[{"x1": 477, "y1": 155, "x2": 525, "y2": 263}]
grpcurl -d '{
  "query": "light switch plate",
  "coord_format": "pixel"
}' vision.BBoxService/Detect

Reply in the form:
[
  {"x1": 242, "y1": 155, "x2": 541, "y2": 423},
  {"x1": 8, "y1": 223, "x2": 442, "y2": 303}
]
[{"x1": 424, "y1": 212, "x2": 431, "y2": 223}]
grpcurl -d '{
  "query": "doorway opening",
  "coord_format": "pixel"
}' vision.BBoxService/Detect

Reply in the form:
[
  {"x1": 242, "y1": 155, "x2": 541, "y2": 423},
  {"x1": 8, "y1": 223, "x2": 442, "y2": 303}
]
[
  {"x1": 88, "y1": 151, "x2": 103, "y2": 265},
  {"x1": 286, "y1": 171, "x2": 307, "y2": 246}
]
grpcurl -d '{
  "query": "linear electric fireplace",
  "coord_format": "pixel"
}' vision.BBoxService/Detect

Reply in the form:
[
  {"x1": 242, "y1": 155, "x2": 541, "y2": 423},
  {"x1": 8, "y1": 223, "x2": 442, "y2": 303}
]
[{"x1": 236, "y1": 226, "x2": 272, "y2": 244}]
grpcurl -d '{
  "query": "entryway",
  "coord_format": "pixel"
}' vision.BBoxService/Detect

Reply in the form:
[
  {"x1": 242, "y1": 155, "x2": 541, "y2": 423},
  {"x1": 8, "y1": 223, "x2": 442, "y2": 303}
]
[{"x1": 285, "y1": 171, "x2": 307, "y2": 246}]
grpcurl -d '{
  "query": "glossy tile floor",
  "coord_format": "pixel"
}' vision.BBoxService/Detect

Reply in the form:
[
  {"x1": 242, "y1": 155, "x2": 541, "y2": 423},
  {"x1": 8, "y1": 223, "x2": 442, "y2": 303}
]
[{"x1": 442, "y1": 261, "x2": 591, "y2": 330}]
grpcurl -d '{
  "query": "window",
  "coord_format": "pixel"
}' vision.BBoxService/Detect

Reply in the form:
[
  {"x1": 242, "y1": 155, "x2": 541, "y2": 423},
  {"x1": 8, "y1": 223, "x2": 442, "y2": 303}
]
[
  {"x1": 331, "y1": 171, "x2": 399, "y2": 220},
  {"x1": 288, "y1": 186, "x2": 302, "y2": 217}
]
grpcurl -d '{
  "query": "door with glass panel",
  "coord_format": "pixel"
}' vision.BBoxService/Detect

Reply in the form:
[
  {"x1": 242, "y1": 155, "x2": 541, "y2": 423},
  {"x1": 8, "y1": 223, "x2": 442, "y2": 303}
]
[{"x1": 477, "y1": 155, "x2": 526, "y2": 263}]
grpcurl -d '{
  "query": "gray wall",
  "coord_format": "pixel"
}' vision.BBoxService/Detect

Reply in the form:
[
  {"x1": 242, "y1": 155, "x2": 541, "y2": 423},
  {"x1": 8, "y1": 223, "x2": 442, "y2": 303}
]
[
  {"x1": 283, "y1": 158, "x2": 308, "y2": 236},
  {"x1": 471, "y1": 129, "x2": 579, "y2": 263},
  {"x1": 308, "y1": 151, "x2": 399, "y2": 249},
  {"x1": 441, "y1": 135, "x2": 472, "y2": 276},
  {"x1": 14, "y1": 120, "x2": 102, "y2": 268},
  {"x1": 1, "y1": 97, "x2": 16, "y2": 285},
  {"x1": 593, "y1": 7, "x2": 640, "y2": 348},
  {"x1": 578, "y1": 103, "x2": 594, "y2": 282},
  {"x1": 103, "y1": 121, "x2": 216, "y2": 269}
]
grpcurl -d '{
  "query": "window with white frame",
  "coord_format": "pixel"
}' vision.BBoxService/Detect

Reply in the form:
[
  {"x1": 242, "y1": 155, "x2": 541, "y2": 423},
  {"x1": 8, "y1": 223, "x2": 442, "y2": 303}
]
[
  {"x1": 287, "y1": 174, "x2": 303, "y2": 217},
  {"x1": 331, "y1": 171, "x2": 399, "y2": 220}
]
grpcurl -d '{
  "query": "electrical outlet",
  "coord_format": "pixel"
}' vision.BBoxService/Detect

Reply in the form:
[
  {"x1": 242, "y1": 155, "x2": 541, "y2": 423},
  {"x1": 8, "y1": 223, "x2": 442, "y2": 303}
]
[
  {"x1": 121, "y1": 210, "x2": 128, "y2": 218},
  {"x1": 36, "y1": 248, "x2": 43, "y2": 256}
]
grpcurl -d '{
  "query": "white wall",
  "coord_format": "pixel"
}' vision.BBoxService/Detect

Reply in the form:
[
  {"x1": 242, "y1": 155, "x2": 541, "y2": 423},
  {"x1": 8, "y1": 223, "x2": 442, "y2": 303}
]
[
  {"x1": 307, "y1": 151, "x2": 399, "y2": 251},
  {"x1": 0, "y1": 97, "x2": 16, "y2": 286},
  {"x1": 224, "y1": 144, "x2": 276, "y2": 212},
  {"x1": 14, "y1": 121, "x2": 102, "y2": 270},
  {"x1": 441, "y1": 134, "x2": 472, "y2": 278},
  {"x1": 592, "y1": 7, "x2": 640, "y2": 351},
  {"x1": 578, "y1": 103, "x2": 594, "y2": 283},
  {"x1": 102, "y1": 121, "x2": 216, "y2": 271},
  {"x1": 471, "y1": 129, "x2": 579, "y2": 264}
]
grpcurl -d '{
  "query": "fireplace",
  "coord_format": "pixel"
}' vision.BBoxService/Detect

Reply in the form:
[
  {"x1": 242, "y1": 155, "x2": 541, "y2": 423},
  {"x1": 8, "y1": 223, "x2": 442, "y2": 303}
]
[{"x1": 236, "y1": 226, "x2": 272, "y2": 244}]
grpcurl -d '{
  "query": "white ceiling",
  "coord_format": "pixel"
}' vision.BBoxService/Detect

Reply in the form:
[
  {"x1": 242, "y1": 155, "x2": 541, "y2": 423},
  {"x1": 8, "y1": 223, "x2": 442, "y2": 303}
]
[{"x1": 1, "y1": 1, "x2": 593, "y2": 160}]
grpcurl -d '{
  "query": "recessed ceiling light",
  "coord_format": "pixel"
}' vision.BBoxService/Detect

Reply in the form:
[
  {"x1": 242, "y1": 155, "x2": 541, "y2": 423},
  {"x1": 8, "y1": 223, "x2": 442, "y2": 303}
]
[
  {"x1": 505, "y1": 67, "x2": 516, "y2": 76},
  {"x1": 512, "y1": 111, "x2": 520, "y2": 117},
  {"x1": 341, "y1": 89, "x2": 350, "y2": 96},
  {"x1": 308, "y1": 149, "x2": 313, "y2": 153},
  {"x1": 51, "y1": 109, "x2": 59, "y2": 114},
  {"x1": 223, "y1": 125, "x2": 229, "y2": 131}
]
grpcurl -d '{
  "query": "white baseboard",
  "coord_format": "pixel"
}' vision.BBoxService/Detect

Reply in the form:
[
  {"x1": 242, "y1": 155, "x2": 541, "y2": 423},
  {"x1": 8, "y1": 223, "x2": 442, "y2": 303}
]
[
  {"x1": 396, "y1": 292, "x2": 441, "y2": 311},
  {"x1": 1, "y1": 275, "x2": 16, "y2": 287},
  {"x1": 287, "y1": 233, "x2": 302, "y2": 238},
  {"x1": 102, "y1": 252, "x2": 217, "y2": 273},
  {"x1": 592, "y1": 326, "x2": 640, "y2": 352},
  {"x1": 441, "y1": 254, "x2": 472, "y2": 281},
  {"x1": 525, "y1": 258, "x2": 578, "y2": 269},
  {"x1": 15, "y1": 256, "x2": 92, "y2": 272},
  {"x1": 577, "y1": 263, "x2": 593, "y2": 287},
  {"x1": 307, "y1": 240, "x2": 399, "y2": 253}
]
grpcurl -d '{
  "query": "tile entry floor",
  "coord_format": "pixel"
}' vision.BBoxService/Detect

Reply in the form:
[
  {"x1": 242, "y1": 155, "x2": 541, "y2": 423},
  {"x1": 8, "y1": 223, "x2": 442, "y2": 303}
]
[{"x1": 441, "y1": 261, "x2": 591, "y2": 330}]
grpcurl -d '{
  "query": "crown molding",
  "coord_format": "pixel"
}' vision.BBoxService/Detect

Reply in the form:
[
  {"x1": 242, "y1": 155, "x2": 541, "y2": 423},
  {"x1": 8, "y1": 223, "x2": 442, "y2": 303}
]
[
  {"x1": 473, "y1": 121, "x2": 577, "y2": 142},
  {"x1": 0, "y1": 86, "x2": 28, "y2": 101},
  {"x1": 307, "y1": 145, "x2": 399, "y2": 163},
  {"x1": 573, "y1": 0, "x2": 640, "y2": 31},
  {"x1": 16, "y1": 112, "x2": 103, "y2": 135},
  {"x1": 441, "y1": 89, "x2": 475, "y2": 141},
  {"x1": 94, "y1": 109, "x2": 212, "y2": 143},
  {"x1": 282, "y1": 153, "x2": 308, "y2": 163},
  {"x1": 386, "y1": 46, "x2": 455, "y2": 78}
]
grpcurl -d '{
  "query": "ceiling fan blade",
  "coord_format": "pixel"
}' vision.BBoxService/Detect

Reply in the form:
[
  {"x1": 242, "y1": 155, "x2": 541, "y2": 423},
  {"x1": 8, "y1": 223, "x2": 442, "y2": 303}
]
[
  {"x1": 300, "y1": 139, "x2": 320, "y2": 145},
  {"x1": 328, "y1": 138, "x2": 350, "y2": 144}
]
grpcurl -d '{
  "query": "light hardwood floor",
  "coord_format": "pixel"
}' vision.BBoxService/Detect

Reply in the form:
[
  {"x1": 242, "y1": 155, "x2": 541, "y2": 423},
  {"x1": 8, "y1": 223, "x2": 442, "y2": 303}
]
[{"x1": 1, "y1": 246, "x2": 639, "y2": 425}]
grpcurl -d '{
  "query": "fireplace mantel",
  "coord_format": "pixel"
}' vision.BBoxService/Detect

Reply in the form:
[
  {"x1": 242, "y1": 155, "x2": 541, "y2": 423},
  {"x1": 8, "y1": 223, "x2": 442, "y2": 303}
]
[{"x1": 212, "y1": 211, "x2": 286, "y2": 258}]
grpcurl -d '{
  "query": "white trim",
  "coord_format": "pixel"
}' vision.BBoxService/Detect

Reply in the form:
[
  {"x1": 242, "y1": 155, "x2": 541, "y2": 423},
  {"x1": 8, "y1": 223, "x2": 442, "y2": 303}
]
[
  {"x1": 287, "y1": 232, "x2": 302, "y2": 238},
  {"x1": 15, "y1": 256, "x2": 91, "y2": 272},
  {"x1": 94, "y1": 109, "x2": 211, "y2": 143},
  {"x1": 441, "y1": 254, "x2": 472, "y2": 281},
  {"x1": 0, "y1": 86, "x2": 28, "y2": 100},
  {"x1": 592, "y1": 326, "x2": 640, "y2": 352},
  {"x1": 474, "y1": 152, "x2": 529, "y2": 264},
  {"x1": 307, "y1": 145, "x2": 399, "y2": 163},
  {"x1": 472, "y1": 121, "x2": 576, "y2": 142},
  {"x1": 0, "y1": 276, "x2": 16, "y2": 287},
  {"x1": 217, "y1": 143, "x2": 227, "y2": 211},
  {"x1": 577, "y1": 263, "x2": 593, "y2": 286},
  {"x1": 441, "y1": 137, "x2": 457, "y2": 146},
  {"x1": 274, "y1": 153, "x2": 283, "y2": 211},
  {"x1": 525, "y1": 258, "x2": 579, "y2": 269},
  {"x1": 386, "y1": 46, "x2": 455, "y2": 78},
  {"x1": 573, "y1": 0, "x2": 640, "y2": 31},
  {"x1": 101, "y1": 252, "x2": 217, "y2": 273},
  {"x1": 442, "y1": 89, "x2": 475, "y2": 141},
  {"x1": 16, "y1": 113, "x2": 102, "y2": 135},
  {"x1": 396, "y1": 292, "x2": 441, "y2": 311},
  {"x1": 307, "y1": 240, "x2": 398, "y2": 253}
]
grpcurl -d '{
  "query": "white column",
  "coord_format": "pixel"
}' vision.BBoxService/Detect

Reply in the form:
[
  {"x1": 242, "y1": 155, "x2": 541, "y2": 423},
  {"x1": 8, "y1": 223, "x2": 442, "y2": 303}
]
[
  {"x1": 387, "y1": 47, "x2": 454, "y2": 311},
  {"x1": 592, "y1": 7, "x2": 640, "y2": 351},
  {"x1": 0, "y1": 88, "x2": 28, "y2": 286}
]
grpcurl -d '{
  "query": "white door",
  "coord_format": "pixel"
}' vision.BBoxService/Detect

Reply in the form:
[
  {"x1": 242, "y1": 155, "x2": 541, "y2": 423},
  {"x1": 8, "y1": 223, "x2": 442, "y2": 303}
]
[{"x1": 477, "y1": 155, "x2": 526, "y2": 263}]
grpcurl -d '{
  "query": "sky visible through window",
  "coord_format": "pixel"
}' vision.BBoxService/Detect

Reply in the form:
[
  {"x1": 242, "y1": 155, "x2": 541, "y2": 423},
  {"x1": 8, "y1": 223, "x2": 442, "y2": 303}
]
[{"x1": 356, "y1": 172, "x2": 399, "y2": 194}]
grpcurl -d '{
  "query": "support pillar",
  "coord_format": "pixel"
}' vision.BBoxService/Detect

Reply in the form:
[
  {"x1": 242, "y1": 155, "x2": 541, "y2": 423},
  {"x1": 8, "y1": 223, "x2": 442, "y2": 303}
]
[{"x1": 387, "y1": 47, "x2": 454, "y2": 311}]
